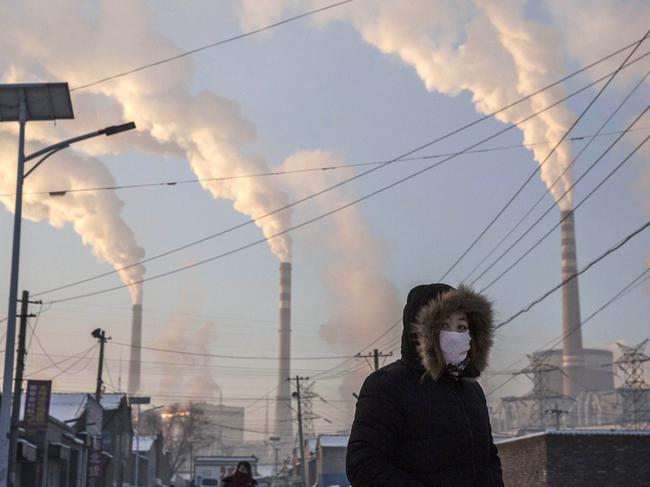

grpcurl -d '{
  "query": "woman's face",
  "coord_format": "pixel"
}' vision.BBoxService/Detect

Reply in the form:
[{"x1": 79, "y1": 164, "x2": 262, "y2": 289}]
[
  {"x1": 238, "y1": 464, "x2": 250, "y2": 474},
  {"x1": 442, "y1": 311, "x2": 469, "y2": 332}
]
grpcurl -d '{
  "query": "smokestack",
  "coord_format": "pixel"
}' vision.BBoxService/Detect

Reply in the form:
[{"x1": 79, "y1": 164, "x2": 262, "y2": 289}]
[
  {"x1": 560, "y1": 210, "x2": 586, "y2": 398},
  {"x1": 128, "y1": 303, "x2": 143, "y2": 395},
  {"x1": 275, "y1": 262, "x2": 293, "y2": 442}
]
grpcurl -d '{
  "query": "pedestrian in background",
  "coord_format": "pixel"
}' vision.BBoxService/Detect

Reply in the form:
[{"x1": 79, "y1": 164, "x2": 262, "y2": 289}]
[
  {"x1": 223, "y1": 461, "x2": 258, "y2": 487},
  {"x1": 346, "y1": 283, "x2": 504, "y2": 486}
]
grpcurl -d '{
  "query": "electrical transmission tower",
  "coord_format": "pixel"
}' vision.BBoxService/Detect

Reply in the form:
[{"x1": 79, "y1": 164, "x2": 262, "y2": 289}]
[
  {"x1": 615, "y1": 339, "x2": 650, "y2": 430},
  {"x1": 299, "y1": 381, "x2": 319, "y2": 439},
  {"x1": 516, "y1": 354, "x2": 566, "y2": 430}
]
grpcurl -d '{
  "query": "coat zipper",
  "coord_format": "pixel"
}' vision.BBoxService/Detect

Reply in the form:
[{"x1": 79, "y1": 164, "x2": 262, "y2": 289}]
[{"x1": 450, "y1": 382, "x2": 477, "y2": 479}]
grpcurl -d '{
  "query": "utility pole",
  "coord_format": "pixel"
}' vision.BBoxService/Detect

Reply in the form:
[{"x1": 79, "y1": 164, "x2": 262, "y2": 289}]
[
  {"x1": 92, "y1": 329, "x2": 110, "y2": 401},
  {"x1": 7, "y1": 291, "x2": 37, "y2": 487},
  {"x1": 356, "y1": 349, "x2": 393, "y2": 371},
  {"x1": 290, "y1": 376, "x2": 308, "y2": 487},
  {"x1": 545, "y1": 402, "x2": 569, "y2": 430}
]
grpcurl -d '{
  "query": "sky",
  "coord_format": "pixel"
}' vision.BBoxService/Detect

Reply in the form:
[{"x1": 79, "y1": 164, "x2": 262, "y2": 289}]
[{"x1": 0, "y1": 0, "x2": 649, "y2": 445}]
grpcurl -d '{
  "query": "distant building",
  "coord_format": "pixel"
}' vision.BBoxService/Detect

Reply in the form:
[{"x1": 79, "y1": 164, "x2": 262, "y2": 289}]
[
  {"x1": 496, "y1": 429, "x2": 650, "y2": 486},
  {"x1": 530, "y1": 349, "x2": 614, "y2": 394}
]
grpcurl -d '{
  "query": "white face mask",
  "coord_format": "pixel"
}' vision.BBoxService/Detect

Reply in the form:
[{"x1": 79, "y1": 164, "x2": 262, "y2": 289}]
[{"x1": 439, "y1": 330, "x2": 471, "y2": 365}]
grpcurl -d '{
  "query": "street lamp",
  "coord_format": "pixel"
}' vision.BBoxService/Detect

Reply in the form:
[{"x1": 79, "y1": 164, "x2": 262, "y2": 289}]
[{"x1": 0, "y1": 82, "x2": 136, "y2": 486}]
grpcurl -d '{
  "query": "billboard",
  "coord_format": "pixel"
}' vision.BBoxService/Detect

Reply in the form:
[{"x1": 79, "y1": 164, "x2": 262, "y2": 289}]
[{"x1": 23, "y1": 380, "x2": 52, "y2": 429}]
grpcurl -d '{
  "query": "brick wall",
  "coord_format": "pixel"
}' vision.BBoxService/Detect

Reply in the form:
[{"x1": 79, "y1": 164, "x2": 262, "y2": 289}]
[
  {"x1": 546, "y1": 433, "x2": 650, "y2": 486},
  {"x1": 497, "y1": 434, "x2": 548, "y2": 487},
  {"x1": 497, "y1": 432, "x2": 650, "y2": 487}
]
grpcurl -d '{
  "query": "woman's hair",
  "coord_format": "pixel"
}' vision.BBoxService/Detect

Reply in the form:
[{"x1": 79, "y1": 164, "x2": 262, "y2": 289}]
[{"x1": 237, "y1": 461, "x2": 252, "y2": 474}]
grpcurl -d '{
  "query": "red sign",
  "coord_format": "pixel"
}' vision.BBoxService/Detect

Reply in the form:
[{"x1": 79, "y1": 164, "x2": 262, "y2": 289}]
[{"x1": 23, "y1": 380, "x2": 51, "y2": 429}]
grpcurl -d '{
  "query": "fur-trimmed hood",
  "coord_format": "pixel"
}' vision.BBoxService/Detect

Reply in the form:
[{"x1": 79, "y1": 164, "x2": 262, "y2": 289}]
[{"x1": 405, "y1": 285, "x2": 494, "y2": 381}]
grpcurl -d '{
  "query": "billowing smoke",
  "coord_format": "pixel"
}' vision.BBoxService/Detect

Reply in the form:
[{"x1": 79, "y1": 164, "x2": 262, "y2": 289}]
[
  {"x1": 280, "y1": 150, "x2": 402, "y2": 414},
  {"x1": 0, "y1": 0, "x2": 292, "y2": 264},
  {"x1": 154, "y1": 317, "x2": 221, "y2": 399},
  {"x1": 0, "y1": 132, "x2": 145, "y2": 303},
  {"x1": 239, "y1": 0, "x2": 582, "y2": 209}
]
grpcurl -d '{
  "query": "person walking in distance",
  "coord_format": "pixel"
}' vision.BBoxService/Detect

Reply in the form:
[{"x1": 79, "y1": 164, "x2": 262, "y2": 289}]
[
  {"x1": 346, "y1": 283, "x2": 504, "y2": 486},
  {"x1": 222, "y1": 461, "x2": 258, "y2": 487}
]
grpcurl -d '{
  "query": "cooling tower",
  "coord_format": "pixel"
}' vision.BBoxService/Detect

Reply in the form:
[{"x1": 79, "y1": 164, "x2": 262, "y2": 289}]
[
  {"x1": 128, "y1": 303, "x2": 142, "y2": 395},
  {"x1": 560, "y1": 210, "x2": 586, "y2": 398},
  {"x1": 275, "y1": 262, "x2": 294, "y2": 442}
]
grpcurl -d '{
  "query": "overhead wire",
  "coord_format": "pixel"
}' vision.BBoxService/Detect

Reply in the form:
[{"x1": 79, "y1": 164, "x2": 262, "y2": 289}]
[
  {"x1": 462, "y1": 69, "x2": 650, "y2": 284},
  {"x1": 110, "y1": 340, "x2": 354, "y2": 361},
  {"x1": 478, "y1": 129, "x2": 649, "y2": 292},
  {"x1": 70, "y1": 0, "x2": 355, "y2": 92},
  {"x1": 2, "y1": 127, "x2": 647, "y2": 199},
  {"x1": 438, "y1": 29, "x2": 649, "y2": 282},
  {"x1": 494, "y1": 219, "x2": 650, "y2": 330},
  {"x1": 31, "y1": 45, "x2": 650, "y2": 301},
  {"x1": 26, "y1": 344, "x2": 97, "y2": 377},
  {"x1": 39, "y1": 52, "x2": 650, "y2": 305}
]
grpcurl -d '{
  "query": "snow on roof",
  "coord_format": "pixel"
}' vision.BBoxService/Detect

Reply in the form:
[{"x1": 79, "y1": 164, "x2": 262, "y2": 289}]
[
  {"x1": 48, "y1": 393, "x2": 89, "y2": 423},
  {"x1": 133, "y1": 435, "x2": 155, "y2": 452},
  {"x1": 100, "y1": 393, "x2": 126, "y2": 410},
  {"x1": 496, "y1": 428, "x2": 650, "y2": 445},
  {"x1": 318, "y1": 435, "x2": 349, "y2": 448}
]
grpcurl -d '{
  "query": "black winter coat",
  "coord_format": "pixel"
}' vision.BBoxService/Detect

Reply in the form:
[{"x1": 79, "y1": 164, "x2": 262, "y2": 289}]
[{"x1": 346, "y1": 285, "x2": 504, "y2": 487}]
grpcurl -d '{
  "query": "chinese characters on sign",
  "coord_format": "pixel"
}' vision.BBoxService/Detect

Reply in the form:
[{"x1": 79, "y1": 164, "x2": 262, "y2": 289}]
[{"x1": 23, "y1": 380, "x2": 51, "y2": 429}]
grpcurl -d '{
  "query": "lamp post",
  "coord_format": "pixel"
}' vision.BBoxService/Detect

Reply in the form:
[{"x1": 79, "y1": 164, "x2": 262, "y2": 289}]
[{"x1": 0, "y1": 82, "x2": 136, "y2": 486}]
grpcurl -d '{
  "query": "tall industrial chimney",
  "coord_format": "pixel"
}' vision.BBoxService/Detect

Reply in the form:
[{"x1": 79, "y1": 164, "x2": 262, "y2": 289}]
[
  {"x1": 560, "y1": 210, "x2": 586, "y2": 398},
  {"x1": 128, "y1": 303, "x2": 143, "y2": 395},
  {"x1": 275, "y1": 262, "x2": 294, "y2": 442}
]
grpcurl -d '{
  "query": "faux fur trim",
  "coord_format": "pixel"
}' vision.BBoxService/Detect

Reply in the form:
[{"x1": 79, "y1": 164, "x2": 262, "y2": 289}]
[{"x1": 413, "y1": 285, "x2": 494, "y2": 381}]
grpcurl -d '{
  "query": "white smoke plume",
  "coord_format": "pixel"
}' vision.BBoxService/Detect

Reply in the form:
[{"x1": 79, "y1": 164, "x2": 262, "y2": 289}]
[
  {"x1": 0, "y1": 132, "x2": 146, "y2": 303},
  {"x1": 153, "y1": 316, "x2": 221, "y2": 400},
  {"x1": 239, "y1": 0, "x2": 586, "y2": 209},
  {"x1": 280, "y1": 150, "x2": 402, "y2": 414},
  {"x1": 0, "y1": 0, "x2": 292, "y2": 265}
]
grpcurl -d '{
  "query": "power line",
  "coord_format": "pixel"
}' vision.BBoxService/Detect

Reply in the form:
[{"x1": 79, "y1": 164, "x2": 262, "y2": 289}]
[
  {"x1": 109, "y1": 340, "x2": 354, "y2": 361},
  {"x1": 4, "y1": 127, "x2": 647, "y2": 199},
  {"x1": 31, "y1": 47, "x2": 650, "y2": 301},
  {"x1": 438, "y1": 29, "x2": 649, "y2": 282},
  {"x1": 462, "y1": 69, "x2": 650, "y2": 284},
  {"x1": 478, "y1": 130, "x2": 649, "y2": 292},
  {"x1": 40, "y1": 54, "x2": 650, "y2": 305},
  {"x1": 70, "y1": 0, "x2": 355, "y2": 91},
  {"x1": 470, "y1": 103, "x2": 649, "y2": 286},
  {"x1": 495, "y1": 219, "x2": 650, "y2": 330}
]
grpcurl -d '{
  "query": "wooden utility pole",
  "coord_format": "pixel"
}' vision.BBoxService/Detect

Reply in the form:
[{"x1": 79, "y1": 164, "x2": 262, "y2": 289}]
[
  {"x1": 291, "y1": 375, "x2": 309, "y2": 487},
  {"x1": 545, "y1": 402, "x2": 569, "y2": 430},
  {"x1": 92, "y1": 328, "x2": 110, "y2": 401},
  {"x1": 7, "y1": 290, "x2": 37, "y2": 487},
  {"x1": 356, "y1": 349, "x2": 393, "y2": 371}
]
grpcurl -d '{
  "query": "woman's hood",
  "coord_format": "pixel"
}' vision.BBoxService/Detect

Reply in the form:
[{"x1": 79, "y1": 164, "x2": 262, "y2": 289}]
[{"x1": 412, "y1": 285, "x2": 495, "y2": 381}]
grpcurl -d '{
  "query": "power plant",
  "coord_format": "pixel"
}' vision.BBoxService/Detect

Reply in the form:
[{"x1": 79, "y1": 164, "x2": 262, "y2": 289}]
[
  {"x1": 274, "y1": 262, "x2": 294, "y2": 443},
  {"x1": 492, "y1": 209, "x2": 650, "y2": 432},
  {"x1": 128, "y1": 303, "x2": 143, "y2": 395}
]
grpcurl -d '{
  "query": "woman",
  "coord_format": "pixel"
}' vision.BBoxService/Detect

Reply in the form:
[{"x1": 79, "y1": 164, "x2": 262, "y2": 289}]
[
  {"x1": 346, "y1": 283, "x2": 504, "y2": 486},
  {"x1": 222, "y1": 461, "x2": 258, "y2": 487}
]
